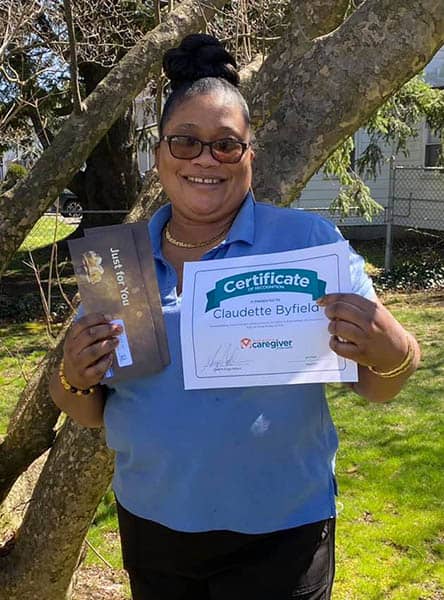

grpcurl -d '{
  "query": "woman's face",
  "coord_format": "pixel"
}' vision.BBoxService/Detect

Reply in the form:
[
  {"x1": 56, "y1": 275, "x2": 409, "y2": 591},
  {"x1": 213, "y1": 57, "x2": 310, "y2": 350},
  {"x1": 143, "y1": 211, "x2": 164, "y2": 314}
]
[{"x1": 156, "y1": 92, "x2": 254, "y2": 224}]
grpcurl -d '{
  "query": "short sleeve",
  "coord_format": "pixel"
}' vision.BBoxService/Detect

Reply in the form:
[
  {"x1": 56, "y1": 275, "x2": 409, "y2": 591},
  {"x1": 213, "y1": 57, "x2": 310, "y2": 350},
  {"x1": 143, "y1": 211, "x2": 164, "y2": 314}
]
[
  {"x1": 349, "y1": 246, "x2": 377, "y2": 300},
  {"x1": 307, "y1": 214, "x2": 376, "y2": 300},
  {"x1": 75, "y1": 304, "x2": 85, "y2": 321}
]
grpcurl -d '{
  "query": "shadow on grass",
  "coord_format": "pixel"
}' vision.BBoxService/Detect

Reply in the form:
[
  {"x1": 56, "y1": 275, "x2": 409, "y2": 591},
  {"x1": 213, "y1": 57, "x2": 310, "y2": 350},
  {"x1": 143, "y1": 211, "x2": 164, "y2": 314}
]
[{"x1": 0, "y1": 322, "x2": 51, "y2": 356}]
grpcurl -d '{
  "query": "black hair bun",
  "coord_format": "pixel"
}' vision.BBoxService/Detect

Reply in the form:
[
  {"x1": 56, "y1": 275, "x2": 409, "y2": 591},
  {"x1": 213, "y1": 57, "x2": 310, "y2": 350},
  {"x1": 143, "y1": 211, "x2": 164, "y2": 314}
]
[{"x1": 163, "y1": 34, "x2": 239, "y2": 90}]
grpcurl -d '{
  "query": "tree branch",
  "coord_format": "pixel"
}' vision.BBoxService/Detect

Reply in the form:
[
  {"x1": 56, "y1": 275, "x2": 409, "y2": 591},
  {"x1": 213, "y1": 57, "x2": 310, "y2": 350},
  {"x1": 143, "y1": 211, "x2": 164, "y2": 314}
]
[
  {"x1": 0, "y1": 0, "x2": 230, "y2": 278},
  {"x1": 252, "y1": 0, "x2": 444, "y2": 203},
  {"x1": 240, "y1": 0, "x2": 350, "y2": 123},
  {"x1": 63, "y1": 0, "x2": 84, "y2": 114}
]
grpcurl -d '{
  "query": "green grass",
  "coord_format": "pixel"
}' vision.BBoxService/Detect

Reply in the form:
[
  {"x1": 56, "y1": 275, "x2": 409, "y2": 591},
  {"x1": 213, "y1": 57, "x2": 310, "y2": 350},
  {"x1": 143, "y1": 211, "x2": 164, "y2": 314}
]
[
  {"x1": 18, "y1": 215, "x2": 78, "y2": 252},
  {"x1": 0, "y1": 322, "x2": 51, "y2": 431},
  {"x1": 328, "y1": 293, "x2": 444, "y2": 600},
  {"x1": 0, "y1": 291, "x2": 442, "y2": 599}
]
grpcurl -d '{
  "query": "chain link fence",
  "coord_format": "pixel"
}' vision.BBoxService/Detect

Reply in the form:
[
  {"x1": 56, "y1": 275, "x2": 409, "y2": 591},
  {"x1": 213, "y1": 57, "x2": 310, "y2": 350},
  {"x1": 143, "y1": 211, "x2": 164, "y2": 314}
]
[
  {"x1": 15, "y1": 166, "x2": 444, "y2": 267},
  {"x1": 389, "y1": 166, "x2": 444, "y2": 231},
  {"x1": 2, "y1": 165, "x2": 443, "y2": 322},
  {"x1": 300, "y1": 165, "x2": 444, "y2": 270}
]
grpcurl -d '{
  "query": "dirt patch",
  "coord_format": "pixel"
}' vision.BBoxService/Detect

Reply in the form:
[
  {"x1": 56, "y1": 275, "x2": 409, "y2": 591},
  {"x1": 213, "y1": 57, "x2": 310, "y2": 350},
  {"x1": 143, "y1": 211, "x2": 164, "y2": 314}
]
[{"x1": 72, "y1": 565, "x2": 129, "y2": 600}]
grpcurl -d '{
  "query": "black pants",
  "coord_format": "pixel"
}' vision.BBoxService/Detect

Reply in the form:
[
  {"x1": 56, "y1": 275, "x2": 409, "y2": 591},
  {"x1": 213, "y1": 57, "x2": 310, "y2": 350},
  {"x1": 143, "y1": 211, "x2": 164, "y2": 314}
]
[{"x1": 116, "y1": 500, "x2": 335, "y2": 600}]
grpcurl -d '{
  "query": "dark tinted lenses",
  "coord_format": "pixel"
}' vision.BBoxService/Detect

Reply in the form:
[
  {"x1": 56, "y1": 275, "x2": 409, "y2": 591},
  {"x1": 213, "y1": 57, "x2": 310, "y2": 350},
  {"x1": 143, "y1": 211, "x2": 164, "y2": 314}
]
[
  {"x1": 167, "y1": 136, "x2": 246, "y2": 163},
  {"x1": 169, "y1": 136, "x2": 202, "y2": 159},
  {"x1": 211, "y1": 139, "x2": 244, "y2": 162}
]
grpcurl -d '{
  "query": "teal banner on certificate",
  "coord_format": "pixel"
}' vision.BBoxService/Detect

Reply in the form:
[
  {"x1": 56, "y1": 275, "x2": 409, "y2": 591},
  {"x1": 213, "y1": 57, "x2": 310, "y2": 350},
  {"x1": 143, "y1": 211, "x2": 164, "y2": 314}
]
[{"x1": 206, "y1": 269, "x2": 327, "y2": 311}]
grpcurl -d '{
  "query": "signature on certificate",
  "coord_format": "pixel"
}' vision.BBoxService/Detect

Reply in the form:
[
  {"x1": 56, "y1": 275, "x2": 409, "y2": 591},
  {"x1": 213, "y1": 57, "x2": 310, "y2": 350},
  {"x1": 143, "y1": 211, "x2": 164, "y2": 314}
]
[{"x1": 202, "y1": 343, "x2": 251, "y2": 372}]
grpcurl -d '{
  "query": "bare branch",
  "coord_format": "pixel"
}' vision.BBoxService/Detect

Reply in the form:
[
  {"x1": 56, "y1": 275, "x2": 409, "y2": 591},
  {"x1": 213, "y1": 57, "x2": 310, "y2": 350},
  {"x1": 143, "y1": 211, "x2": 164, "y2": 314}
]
[
  {"x1": 0, "y1": 0, "x2": 230, "y2": 277},
  {"x1": 63, "y1": 0, "x2": 84, "y2": 114},
  {"x1": 0, "y1": 1, "x2": 43, "y2": 65}
]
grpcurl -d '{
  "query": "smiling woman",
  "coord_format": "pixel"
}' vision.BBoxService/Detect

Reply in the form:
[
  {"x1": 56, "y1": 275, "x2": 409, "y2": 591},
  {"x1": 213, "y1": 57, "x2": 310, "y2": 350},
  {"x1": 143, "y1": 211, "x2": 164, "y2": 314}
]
[
  {"x1": 49, "y1": 33, "x2": 420, "y2": 600},
  {"x1": 156, "y1": 95, "x2": 254, "y2": 247}
]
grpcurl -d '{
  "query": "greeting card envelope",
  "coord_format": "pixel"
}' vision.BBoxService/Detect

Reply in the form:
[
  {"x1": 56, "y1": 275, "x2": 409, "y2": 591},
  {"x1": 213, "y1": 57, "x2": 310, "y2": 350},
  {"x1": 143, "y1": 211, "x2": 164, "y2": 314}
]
[
  {"x1": 68, "y1": 223, "x2": 169, "y2": 383},
  {"x1": 85, "y1": 221, "x2": 169, "y2": 366}
]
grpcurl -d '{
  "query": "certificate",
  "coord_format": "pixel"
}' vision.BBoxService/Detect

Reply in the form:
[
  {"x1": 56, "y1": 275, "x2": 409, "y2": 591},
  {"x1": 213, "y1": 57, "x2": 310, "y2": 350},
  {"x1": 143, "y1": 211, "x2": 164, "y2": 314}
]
[{"x1": 180, "y1": 241, "x2": 358, "y2": 389}]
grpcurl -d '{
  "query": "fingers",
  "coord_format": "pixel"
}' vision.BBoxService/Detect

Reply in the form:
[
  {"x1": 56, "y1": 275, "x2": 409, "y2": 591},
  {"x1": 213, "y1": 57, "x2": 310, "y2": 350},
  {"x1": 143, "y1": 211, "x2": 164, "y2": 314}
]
[
  {"x1": 67, "y1": 314, "x2": 122, "y2": 354},
  {"x1": 78, "y1": 335, "x2": 120, "y2": 367},
  {"x1": 317, "y1": 293, "x2": 378, "y2": 313},
  {"x1": 328, "y1": 336, "x2": 361, "y2": 361},
  {"x1": 327, "y1": 318, "x2": 362, "y2": 345},
  {"x1": 318, "y1": 293, "x2": 410, "y2": 370},
  {"x1": 70, "y1": 312, "x2": 113, "y2": 341},
  {"x1": 83, "y1": 352, "x2": 114, "y2": 381},
  {"x1": 63, "y1": 313, "x2": 123, "y2": 389},
  {"x1": 318, "y1": 294, "x2": 377, "y2": 328}
]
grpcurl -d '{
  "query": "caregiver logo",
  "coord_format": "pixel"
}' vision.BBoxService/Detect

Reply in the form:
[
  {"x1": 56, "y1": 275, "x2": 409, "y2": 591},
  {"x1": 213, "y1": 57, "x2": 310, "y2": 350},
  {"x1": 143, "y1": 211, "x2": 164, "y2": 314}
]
[{"x1": 205, "y1": 269, "x2": 327, "y2": 312}]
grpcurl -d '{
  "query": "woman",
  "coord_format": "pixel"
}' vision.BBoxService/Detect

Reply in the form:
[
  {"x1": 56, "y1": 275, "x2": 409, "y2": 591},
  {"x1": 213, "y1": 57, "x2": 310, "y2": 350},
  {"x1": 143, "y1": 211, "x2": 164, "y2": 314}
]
[{"x1": 50, "y1": 34, "x2": 420, "y2": 600}]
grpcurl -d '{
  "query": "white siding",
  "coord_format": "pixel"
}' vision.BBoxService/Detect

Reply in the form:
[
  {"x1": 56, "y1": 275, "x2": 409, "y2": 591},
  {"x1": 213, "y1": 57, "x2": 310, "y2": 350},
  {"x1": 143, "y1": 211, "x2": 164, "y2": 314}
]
[
  {"x1": 298, "y1": 124, "x2": 433, "y2": 212},
  {"x1": 298, "y1": 129, "x2": 394, "y2": 210},
  {"x1": 425, "y1": 46, "x2": 444, "y2": 87}
]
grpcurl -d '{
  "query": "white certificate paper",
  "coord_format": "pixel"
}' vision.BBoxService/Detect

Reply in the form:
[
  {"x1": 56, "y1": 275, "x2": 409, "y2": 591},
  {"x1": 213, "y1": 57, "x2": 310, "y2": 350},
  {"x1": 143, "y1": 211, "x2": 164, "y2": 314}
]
[{"x1": 180, "y1": 241, "x2": 358, "y2": 389}]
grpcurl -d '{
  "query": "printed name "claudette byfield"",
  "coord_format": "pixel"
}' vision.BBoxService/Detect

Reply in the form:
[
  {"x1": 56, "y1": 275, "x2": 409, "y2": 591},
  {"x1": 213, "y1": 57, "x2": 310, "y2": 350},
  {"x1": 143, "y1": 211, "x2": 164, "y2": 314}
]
[{"x1": 212, "y1": 303, "x2": 320, "y2": 318}]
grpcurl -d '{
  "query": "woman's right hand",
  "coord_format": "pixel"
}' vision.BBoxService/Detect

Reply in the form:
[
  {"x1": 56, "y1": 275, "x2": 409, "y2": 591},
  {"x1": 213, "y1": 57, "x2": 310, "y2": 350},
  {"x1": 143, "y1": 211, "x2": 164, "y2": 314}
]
[{"x1": 63, "y1": 313, "x2": 122, "y2": 390}]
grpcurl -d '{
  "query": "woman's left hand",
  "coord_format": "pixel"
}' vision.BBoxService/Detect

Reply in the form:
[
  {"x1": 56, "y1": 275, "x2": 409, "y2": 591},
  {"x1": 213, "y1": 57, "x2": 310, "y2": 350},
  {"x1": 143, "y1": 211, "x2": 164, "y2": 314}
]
[{"x1": 317, "y1": 293, "x2": 409, "y2": 372}]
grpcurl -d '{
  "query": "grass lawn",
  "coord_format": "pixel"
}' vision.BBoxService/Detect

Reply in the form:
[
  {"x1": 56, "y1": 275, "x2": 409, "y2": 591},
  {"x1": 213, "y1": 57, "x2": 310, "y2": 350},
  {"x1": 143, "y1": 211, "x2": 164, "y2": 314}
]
[
  {"x1": 18, "y1": 215, "x2": 78, "y2": 252},
  {"x1": 329, "y1": 292, "x2": 444, "y2": 600}
]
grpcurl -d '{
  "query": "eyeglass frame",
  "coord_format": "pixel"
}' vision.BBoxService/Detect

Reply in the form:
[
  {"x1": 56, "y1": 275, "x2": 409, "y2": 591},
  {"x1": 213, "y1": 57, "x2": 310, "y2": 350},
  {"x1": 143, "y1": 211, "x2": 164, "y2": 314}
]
[{"x1": 159, "y1": 135, "x2": 251, "y2": 164}]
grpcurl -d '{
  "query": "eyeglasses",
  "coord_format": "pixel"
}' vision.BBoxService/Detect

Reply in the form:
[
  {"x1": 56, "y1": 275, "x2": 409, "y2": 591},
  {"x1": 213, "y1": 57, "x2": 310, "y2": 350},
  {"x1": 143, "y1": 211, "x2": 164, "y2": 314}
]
[{"x1": 160, "y1": 135, "x2": 250, "y2": 164}]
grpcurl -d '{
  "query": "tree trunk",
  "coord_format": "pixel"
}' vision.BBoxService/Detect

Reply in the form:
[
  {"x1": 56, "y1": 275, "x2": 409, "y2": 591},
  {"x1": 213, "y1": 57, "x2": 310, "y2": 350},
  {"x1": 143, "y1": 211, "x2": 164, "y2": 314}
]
[
  {"x1": 0, "y1": 172, "x2": 167, "y2": 599},
  {"x1": 0, "y1": 0, "x2": 231, "y2": 278},
  {"x1": 0, "y1": 420, "x2": 114, "y2": 600},
  {"x1": 242, "y1": 0, "x2": 350, "y2": 123},
  {"x1": 78, "y1": 62, "x2": 141, "y2": 228},
  {"x1": 252, "y1": 0, "x2": 444, "y2": 203}
]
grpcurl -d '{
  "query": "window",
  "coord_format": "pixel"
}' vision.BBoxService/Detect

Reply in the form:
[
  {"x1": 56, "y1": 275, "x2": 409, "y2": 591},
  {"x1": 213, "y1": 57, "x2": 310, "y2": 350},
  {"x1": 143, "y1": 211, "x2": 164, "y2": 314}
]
[{"x1": 425, "y1": 126, "x2": 442, "y2": 167}]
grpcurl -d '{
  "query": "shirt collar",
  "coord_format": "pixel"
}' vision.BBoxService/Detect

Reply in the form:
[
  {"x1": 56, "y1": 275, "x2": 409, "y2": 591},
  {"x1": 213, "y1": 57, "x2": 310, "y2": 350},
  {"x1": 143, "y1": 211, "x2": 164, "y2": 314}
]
[{"x1": 149, "y1": 189, "x2": 256, "y2": 258}]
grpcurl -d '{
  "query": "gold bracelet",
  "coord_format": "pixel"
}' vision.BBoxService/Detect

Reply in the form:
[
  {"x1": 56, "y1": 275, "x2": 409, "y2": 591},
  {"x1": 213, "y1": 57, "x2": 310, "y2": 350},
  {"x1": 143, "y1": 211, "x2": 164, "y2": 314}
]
[
  {"x1": 59, "y1": 359, "x2": 96, "y2": 396},
  {"x1": 367, "y1": 336, "x2": 415, "y2": 378}
]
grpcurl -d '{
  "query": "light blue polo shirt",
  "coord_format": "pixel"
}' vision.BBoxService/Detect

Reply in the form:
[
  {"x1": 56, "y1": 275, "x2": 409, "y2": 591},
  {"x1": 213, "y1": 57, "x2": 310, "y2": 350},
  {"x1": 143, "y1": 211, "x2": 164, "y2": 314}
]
[{"x1": 104, "y1": 192, "x2": 375, "y2": 533}]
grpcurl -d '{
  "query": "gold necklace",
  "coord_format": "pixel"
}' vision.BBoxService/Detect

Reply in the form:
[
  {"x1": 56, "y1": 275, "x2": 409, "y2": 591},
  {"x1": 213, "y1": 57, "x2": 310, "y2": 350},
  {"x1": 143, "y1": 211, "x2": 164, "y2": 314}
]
[{"x1": 165, "y1": 221, "x2": 230, "y2": 249}]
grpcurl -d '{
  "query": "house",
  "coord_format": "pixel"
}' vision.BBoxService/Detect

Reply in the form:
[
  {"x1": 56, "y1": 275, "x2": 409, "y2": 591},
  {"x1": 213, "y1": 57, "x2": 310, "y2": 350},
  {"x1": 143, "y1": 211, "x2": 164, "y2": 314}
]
[{"x1": 297, "y1": 46, "x2": 444, "y2": 233}]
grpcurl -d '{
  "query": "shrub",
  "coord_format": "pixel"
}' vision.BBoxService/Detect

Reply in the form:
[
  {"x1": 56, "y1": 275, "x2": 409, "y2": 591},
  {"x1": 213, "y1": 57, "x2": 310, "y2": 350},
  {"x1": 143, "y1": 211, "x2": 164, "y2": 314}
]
[
  {"x1": 373, "y1": 259, "x2": 444, "y2": 292},
  {"x1": 1, "y1": 163, "x2": 29, "y2": 191}
]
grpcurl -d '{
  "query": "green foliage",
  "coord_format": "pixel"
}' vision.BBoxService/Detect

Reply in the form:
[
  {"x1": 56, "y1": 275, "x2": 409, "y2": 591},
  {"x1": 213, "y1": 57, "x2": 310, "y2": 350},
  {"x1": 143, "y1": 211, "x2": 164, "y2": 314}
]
[
  {"x1": 353, "y1": 231, "x2": 444, "y2": 293},
  {"x1": 370, "y1": 77, "x2": 444, "y2": 149},
  {"x1": 355, "y1": 141, "x2": 385, "y2": 180},
  {"x1": 323, "y1": 138, "x2": 384, "y2": 221},
  {"x1": 323, "y1": 137, "x2": 355, "y2": 185},
  {"x1": 329, "y1": 176, "x2": 383, "y2": 222},
  {"x1": 323, "y1": 76, "x2": 444, "y2": 217},
  {"x1": 362, "y1": 77, "x2": 444, "y2": 174},
  {"x1": 0, "y1": 292, "x2": 45, "y2": 323},
  {"x1": 0, "y1": 163, "x2": 28, "y2": 191}
]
